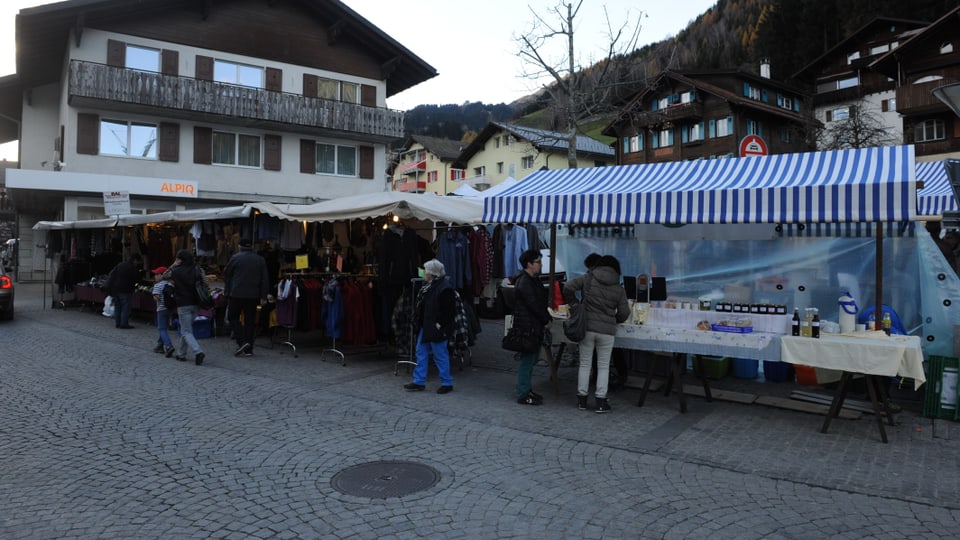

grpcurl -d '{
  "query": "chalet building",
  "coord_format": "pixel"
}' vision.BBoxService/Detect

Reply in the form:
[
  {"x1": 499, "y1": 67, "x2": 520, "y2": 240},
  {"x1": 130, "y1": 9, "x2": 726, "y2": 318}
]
[
  {"x1": 869, "y1": 7, "x2": 960, "y2": 160},
  {"x1": 0, "y1": 0, "x2": 435, "y2": 278},
  {"x1": 603, "y1": 69, "x2": 812, "y2": 165},
  {"x1": 453, "y1": 122, "x2": 613, "y2": 191},
  {"x1": 792, "y1": 17, "x2": 928, "y2": 151},
  {"x1": 391, "y1": 134, "x2": 464, "y2": 195}
]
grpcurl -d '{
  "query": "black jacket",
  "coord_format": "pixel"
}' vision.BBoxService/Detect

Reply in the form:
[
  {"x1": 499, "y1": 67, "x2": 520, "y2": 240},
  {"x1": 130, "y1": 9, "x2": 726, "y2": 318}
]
[
  {"x1": 169, "y1": 263, "x2": 203, "y2": 308},
  {"x1": 224, "y1": 248, "x2": 270, "y2": 300},
  {"x1": 105, "y1": 260, "x2": 140, "y2": 295},
  {"x1": 511, "y1": 271, "x2": 550, "y2": 332},
  {"x1": 416, "y1": 276, "x2": 456, "y2": 343}
]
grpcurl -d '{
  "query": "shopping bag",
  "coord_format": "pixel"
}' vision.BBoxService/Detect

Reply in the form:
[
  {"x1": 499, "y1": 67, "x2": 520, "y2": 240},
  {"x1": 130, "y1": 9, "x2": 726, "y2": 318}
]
[
  {"x1": 102, "y1": 296, "x2": 115, "y2": 317},
  {"x1": 501, "y1": 327, "x2": 541, "y2": 353},
  {"x1": 562, "y1": 304, "x2": 587, "y2": 342}
]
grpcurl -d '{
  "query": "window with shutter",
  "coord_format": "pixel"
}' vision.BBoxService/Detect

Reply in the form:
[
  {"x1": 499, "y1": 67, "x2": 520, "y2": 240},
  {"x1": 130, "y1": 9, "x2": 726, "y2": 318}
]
[
  {"x1": 193, "y1": 127, "x2": 212, "y2": 165},
  {"x1": 77, "y1": 114, "x2": 99, "y2": 155}
]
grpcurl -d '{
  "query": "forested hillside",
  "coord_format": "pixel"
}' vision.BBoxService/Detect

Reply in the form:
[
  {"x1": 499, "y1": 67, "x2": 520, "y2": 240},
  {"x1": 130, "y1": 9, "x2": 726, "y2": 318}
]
[{"x1": 399, "y1": 0, "x2": 960, "y2": 146}]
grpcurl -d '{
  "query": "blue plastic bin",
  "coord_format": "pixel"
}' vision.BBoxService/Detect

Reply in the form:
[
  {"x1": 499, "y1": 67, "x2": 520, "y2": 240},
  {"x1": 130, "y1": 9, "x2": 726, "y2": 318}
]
[{"x1": 732, "y1": 358, "x2": 758, "y2": 379}]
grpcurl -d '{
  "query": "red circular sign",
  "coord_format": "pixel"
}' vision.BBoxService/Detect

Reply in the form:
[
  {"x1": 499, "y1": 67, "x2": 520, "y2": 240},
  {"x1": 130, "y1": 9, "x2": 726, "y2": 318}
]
[{"x1": 739, "y1": 135, "x2": 768, "y2": 157}]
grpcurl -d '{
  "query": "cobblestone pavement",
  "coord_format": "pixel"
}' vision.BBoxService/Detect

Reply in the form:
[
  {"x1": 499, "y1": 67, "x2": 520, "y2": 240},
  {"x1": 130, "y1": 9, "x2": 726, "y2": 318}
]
[{"x1": 1, "y1": 283, "x2": 958, "y2": 539}]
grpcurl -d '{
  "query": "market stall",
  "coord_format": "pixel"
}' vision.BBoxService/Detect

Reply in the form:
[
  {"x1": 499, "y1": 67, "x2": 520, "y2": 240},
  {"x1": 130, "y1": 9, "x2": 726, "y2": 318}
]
[{"x1": 483, "y1": 145, "x2": 944, "y2": 437}]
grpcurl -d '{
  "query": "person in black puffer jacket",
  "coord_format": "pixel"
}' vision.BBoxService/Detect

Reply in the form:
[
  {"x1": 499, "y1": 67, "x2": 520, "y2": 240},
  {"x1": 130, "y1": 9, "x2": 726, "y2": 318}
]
[
  {"x1": 563, "y1": 254, "x2": 629, "y2": 413},
  {"x1": 403, "y1": 259, "x2": 456, "y2": 394},
  {"x1": 512, "y1": 249, "x2": 551, "y2": 405}
]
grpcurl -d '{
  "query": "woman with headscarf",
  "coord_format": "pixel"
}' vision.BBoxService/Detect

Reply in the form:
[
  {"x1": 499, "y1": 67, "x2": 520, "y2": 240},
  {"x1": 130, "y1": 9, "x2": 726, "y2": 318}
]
[{"x1": 403, "y1": 259, "x2": 456, "y2": 394}]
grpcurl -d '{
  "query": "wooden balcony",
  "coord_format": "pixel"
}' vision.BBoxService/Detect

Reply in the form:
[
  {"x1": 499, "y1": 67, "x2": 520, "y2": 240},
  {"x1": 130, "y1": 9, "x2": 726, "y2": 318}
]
[
  {"x1": 629, "y1": 101, "x2": 704, "y2": 127},
  {"x1": 67, "y1": 60, "x2": 404, "y2": 141},
  {"x1": 896, "y1": 79, "x2": 959, "y2": 115}
]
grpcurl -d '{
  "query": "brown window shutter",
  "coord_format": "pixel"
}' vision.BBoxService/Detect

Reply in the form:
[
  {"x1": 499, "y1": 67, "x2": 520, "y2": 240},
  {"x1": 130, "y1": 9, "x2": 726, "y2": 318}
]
[
  {"x1": 195, "y1": 55, "x2": 214, "y2": 81},
  {"x1": 107, "y1": 39, "x2": 125, "y2": 67},
  {"x1": 76, "y1": 113, "x2": 99, "y2": 155},
  {"x1": 303, "y1": 74, "x2": 318, "y2": 97},
  {"x1": 194, "y1": 126, "x2": 212, "y2": 164},
  {"x1": 266, "y1": 68, "x2": 282, "y2": 92},
  {"x1": 881, "y1": 100, "x2": 889, "y2": 112},
  {"x1": 158, "y1": 122, "x2": 180, "y2": 162},
  {"x1": 825, "y1": 110, "x2": 832, "y2": 122},
  {"x1": 161, "y1": 50, "x2": 179, "y2": 76},
  {"x1": 264, "y1": 134, "x2": 281, "y2": 171},
  {"x1": 300, "y1": 139, "x2": 316, "y2": 173},
  {"x1": 359, "y1": 145, "x2": 374, "y2": 179},
  {"x1": 953, "y1": 118, "x2": 960, "y2": 139},
  {"x1": 361, "y1": 84, "x2": 376, "y2": 107}
]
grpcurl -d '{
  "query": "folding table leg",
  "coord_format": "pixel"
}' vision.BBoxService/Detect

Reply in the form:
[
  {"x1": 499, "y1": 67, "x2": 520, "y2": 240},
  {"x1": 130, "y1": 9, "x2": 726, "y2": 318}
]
[
  {"x1": 864, "y1": 374, "x2": 889, "y2": 444},
  {"x1": 821, "y1": 371, "x2": 852, "y2": 435}
]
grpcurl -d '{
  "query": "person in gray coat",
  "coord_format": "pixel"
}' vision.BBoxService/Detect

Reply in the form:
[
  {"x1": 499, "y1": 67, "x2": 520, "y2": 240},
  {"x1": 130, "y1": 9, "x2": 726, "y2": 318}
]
[
  {"x1": 563, "y1": 254, "x2": 629, "y2": 413},
  {"x1": 224, "y1": 238, "x2": 270, "y2": 357}
]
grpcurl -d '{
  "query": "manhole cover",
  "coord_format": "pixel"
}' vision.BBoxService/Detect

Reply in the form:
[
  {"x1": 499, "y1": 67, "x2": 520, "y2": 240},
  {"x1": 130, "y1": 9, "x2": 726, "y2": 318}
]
[{"x1": 330, "y1": 460, "x2": 441, "y2": 499}]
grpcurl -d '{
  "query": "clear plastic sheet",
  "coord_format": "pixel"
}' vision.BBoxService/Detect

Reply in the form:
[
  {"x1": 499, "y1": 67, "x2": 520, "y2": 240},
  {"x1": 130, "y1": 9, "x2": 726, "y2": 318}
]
[{"x1": 551, "y1": 222, "x2": 959, "y2": 357}]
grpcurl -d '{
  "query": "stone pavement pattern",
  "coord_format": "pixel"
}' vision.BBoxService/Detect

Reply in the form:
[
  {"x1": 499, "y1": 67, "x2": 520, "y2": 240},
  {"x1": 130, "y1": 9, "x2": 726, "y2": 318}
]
[{"x1": 1, "y1": 284, "x2": 958, "y2": 539}]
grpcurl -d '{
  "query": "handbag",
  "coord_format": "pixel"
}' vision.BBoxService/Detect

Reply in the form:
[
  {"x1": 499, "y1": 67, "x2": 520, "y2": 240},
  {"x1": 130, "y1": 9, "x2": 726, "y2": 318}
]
[
  {"x1": 502, "y1": 326, "x2": 541, "y2": 353},
  {"x1": 562, "y1": 274, "x2": 592, "y2": 342},
  {"x1": 195, "y1": 267, "x2": 214, "y2": 309}
]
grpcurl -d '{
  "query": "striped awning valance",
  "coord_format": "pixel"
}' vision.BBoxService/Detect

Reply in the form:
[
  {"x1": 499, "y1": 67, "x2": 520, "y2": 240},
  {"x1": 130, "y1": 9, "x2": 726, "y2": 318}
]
[{"x1": 482, "y1": 145, "x2": 917, "y2": 225}]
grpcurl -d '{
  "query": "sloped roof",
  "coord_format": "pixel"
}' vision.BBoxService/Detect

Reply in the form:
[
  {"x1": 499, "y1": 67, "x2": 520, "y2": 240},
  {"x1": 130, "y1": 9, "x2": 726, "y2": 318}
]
[
  {"x1": 456, "y1": 121, "x2": 614, "y2": 166},
  {"x1": 409, "y1": 135, "x2": 464, "y2": 161},
  {"x1": 869, "y1": 7, "x2": 960, "y2": 76},
  {"x1": 602, "y1": 70, "x2": 810, "y2": 136},
  {"x1": 13, "y1": 0, "x2": 436, "y2": 96}
]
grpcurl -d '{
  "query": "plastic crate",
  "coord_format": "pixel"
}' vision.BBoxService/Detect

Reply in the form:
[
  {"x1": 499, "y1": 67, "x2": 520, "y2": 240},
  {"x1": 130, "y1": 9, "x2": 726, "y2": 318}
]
[
  {"x1": 732, "y1": 358, "x2": 758, "y2": 379},
  {"x1": 693, "y1": 355, "x2": 729, "y2": 379},
  {"x1": 763, "y1": 361, "x2": 794, "y2": 382},
  {"x1": 711, "y1": 324, "x2": 753, "y2": 334},
  {"x1": 923, "y1": 355, "x2": 959, "y2": 420},
  {"x1": 194, "y1": 318, "x2": 213, "y2": 339},
  {"x1": 794, "y1": 364, "x2": 819, "y2": 386}
]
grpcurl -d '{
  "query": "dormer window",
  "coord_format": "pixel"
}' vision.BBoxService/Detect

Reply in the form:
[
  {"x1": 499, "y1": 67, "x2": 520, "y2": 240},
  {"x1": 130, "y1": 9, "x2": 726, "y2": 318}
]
[
  {"x1": 941, "y1": 42, "x2": 954, "y2": 54},
  {"x1": 846, "y1": 51, "x2": 860, "y2": 64}
]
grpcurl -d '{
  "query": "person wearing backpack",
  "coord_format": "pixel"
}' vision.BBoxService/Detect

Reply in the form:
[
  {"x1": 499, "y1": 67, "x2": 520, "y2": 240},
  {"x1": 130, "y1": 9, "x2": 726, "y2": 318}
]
[
  {"x1": 162, "y1": 250, "x2": 207, "y2": 365},
  {"x1": 150, "y1": 266, "x2": 175, "y2": 357}
]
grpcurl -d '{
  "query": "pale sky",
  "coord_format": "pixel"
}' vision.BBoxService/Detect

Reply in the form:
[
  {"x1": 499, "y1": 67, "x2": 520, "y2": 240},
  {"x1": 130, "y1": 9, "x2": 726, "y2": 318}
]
[{"x1": 0, "y1": 0, "x2": 717, "y2": 160}]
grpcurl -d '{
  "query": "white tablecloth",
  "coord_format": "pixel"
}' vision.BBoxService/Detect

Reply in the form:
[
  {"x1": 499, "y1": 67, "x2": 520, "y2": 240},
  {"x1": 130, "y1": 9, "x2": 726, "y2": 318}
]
[
  {"x1": 781, "y1": 333, "x2": 925, "y2": 390},
  {"x1": 614, "y1": 324, "x2": 783, "y2": 362}
]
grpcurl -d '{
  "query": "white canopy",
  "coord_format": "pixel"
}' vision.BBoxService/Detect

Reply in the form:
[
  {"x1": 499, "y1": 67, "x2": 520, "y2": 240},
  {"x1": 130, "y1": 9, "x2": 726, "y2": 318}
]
[
  {"x1": 248, "y1": 191, "x2": 484, "y2": 224},
  {"x1": 33, "y1": 206, "x2": 252, "y2": 230}
]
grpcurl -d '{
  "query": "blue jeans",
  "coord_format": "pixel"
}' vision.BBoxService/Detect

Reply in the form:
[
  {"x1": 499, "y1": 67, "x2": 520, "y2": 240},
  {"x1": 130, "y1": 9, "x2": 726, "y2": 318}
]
[
  {"x1": 155, "y1": 309, "x2": 173, "y2": 348},
  {"x1": 176, "y1": 305, "x2": 203, "y2": 357},
  {"x1": 413, "y1": 329, "x2": 453, "y2": 386},
  {"x1": 113, "y1": 292, "x2": 132, "y2": 327}
]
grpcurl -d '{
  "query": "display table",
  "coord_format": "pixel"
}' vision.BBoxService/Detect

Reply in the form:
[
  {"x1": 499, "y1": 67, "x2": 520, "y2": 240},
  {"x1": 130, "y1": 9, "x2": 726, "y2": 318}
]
[{"x1": 781, "y1": 333, "x2": 925, "y2": 443}]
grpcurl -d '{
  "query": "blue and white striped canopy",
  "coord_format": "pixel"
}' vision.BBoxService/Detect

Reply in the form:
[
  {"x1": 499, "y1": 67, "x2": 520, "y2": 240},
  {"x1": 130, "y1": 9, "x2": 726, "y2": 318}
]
[
  {"x1": 482, "y1": 145, "x2": 917, "y2": 225},
  {"x1": 916, "y1": 160, "x2": 959, "y2": 217}
]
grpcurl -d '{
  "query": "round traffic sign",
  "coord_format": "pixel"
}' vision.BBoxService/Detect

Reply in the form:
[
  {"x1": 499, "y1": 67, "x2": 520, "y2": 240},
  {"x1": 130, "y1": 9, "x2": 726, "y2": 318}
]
[{"x1": 739, "y1": 135, "x2": 768, "y2": 157}]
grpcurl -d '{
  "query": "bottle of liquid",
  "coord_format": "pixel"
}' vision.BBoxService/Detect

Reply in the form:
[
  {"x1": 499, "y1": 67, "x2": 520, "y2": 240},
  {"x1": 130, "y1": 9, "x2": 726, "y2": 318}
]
[
  {"x1": 791, "y1": 308, "x2": 800, "y2": 336},
  {"x1": 882, "y1": 312, "x2": 892, "y2": 335},
  {"x1": 867, "y1": 312, "x2": 876, "y2": 331},
  {"x1": 800, "y1": 308, "x2": 812, "y2": 337},
  {"x1": 811, "y1": 308, "x2": 820, "y2": 338}
]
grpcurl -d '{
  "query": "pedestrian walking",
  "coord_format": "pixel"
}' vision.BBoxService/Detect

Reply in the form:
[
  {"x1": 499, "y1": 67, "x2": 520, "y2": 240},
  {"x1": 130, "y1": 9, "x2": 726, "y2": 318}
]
[
  {"x1": 563, "y1": 254, "x2": 630, "y2": 413},
  {"x1": 512, "y1": 249, "x2": 551, "y2": 405},
  {"x1": 163, "y1": 250, "x2": 206, "y2": 365},
  {"x1": 150, "y1": 266, "x2": 176, "y2": 357},
  {"x1": 104, "y1": 253, "x2": 142, "y2": 329},
  {"x1": 223, "y1": 238, "x2": 270, "y2": 357},
  {"x1": 404, "y1": 259, "x2": 456, "y2": 394}
]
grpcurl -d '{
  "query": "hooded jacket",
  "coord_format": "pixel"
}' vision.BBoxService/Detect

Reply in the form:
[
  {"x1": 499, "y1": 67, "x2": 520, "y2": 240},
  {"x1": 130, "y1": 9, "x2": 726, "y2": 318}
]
[{"x1": 563, "y1": 265, "x2": 629, "y2": 335}]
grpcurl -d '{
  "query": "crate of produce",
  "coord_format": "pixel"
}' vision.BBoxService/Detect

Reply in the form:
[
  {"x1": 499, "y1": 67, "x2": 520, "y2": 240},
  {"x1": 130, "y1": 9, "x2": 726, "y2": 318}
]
[{"x1": 693, "y1": 355, "x2": 729, "y2": 380}]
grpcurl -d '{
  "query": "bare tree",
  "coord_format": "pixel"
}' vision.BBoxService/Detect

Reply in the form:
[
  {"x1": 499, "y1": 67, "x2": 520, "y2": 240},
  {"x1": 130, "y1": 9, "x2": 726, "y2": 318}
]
[
  {"x1": 515, "y1": 1, "x2": 644, "y2": 168},
  {"x1": 817, "y1": 102, "x2": 896, "y2": 150}
]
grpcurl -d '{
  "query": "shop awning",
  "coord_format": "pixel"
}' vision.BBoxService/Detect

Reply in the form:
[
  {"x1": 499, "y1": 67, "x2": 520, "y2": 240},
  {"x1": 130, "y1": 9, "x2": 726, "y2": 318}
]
[
  {"x1": 248, "y1": 191, "x2": 484, "y2": 225},
  {"x1": 32, "y1": 206, "x2": 251, "y2": 230},
  {"x1": 32, "y1": 217, "x2": 119, "y2": 230},
  {"x1": 916, "y1": 160, "x2": 958, "y2": 217},
  {"x1": 482, "y1": 145, "x2": 917, "y2": 225}
]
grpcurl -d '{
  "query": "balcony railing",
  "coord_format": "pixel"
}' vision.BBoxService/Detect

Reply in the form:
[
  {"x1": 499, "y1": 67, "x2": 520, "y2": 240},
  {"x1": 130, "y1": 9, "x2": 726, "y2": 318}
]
[
  {"x1": 629, "y1": 102, "x2": 704, "y2": 127},
  {"x1": 896, "y1": 79, "x2": 959, "y2": 114},
  {"x1": 68, "y1": 60, "x2": 404, "y2": 139}
]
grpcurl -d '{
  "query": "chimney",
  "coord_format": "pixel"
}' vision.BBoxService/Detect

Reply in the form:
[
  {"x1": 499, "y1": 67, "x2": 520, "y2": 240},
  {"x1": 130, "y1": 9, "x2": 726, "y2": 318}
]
[{"x1": 760, "y1": 58, "x2": 771, "y2": 79}]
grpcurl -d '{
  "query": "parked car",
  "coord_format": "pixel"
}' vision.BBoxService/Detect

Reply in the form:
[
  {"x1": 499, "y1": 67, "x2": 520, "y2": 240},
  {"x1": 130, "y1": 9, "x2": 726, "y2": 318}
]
[{"x1": 0, "y1": 265, "x2": 14, "y2": 320}]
